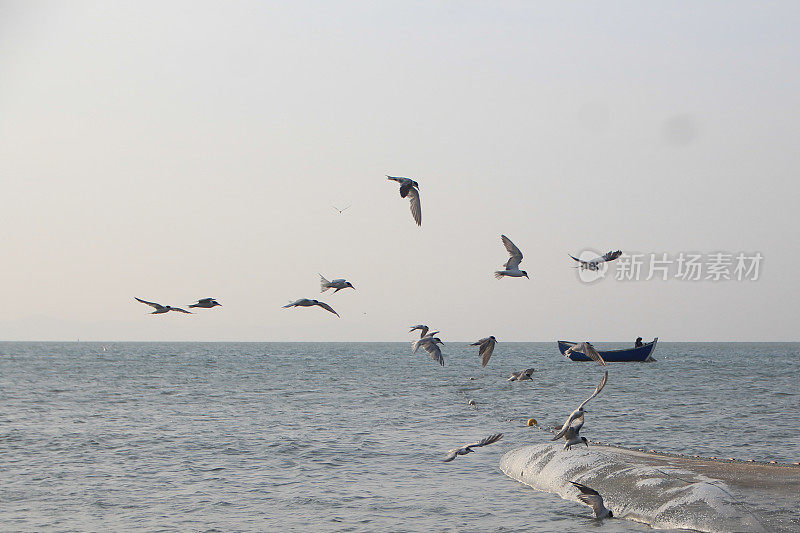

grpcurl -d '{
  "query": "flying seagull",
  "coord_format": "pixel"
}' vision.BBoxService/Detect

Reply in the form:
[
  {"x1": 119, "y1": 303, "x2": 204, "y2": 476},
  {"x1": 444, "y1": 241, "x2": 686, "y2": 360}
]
[
  {"x1": 282, "y1": 299, "x2": 340, "y2": 317},
  {"x1": 569, "y1": 250, "x2": 622, "y2": 271},
  {"x1": 564, "y1": 342, "x2": 606, "y2": 366},
  {"x1": 332, "y1": 205, "x2": 351, "y2": 214},
  {"x1": 412, "y1": 336, "x2": 445, "y2": 366},
  {"x1": 387, "y1": 175, "x2": 421, "y2": 226},
  {"x1": 189, "y1": 298, "x2": 222, "y2": 309},
  {"x1": 134, "y1": 297, "x2": 192, "y2": 314},
  {"x1": 555, "y1": 413, "x2": 588, "y2": 450},
  {"x1": 319, "y1": 275, "x2": 355, "y2": 293},
  {"x1": 470, "y1": 336, "x2": 497, "y2": 367},
  {"x1": 494, "y1": 235, "x2": 529, "y2": 279},
  {"x1": 507, "y1": 368, "x2": 535, "y2": 381},
  {"x1": 569, "y1": 481, "x2": 613, "y2": 518},
  {"x1": 442, "y1": 433, "x2": 503, "y2": 462},
  {"x1": 552, "y1": 371, "x2": 609, "y2": 441}
]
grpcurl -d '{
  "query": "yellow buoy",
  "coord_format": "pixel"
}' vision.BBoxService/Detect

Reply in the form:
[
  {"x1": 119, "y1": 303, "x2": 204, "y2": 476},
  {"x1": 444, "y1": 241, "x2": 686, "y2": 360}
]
[{"x1": 526, "y1": 418, "x2": 537, "y2": 426}]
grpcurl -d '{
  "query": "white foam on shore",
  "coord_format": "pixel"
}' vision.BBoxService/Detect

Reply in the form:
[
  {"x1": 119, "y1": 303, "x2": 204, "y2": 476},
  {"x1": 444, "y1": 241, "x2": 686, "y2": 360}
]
[{"x1": 500, "y1": 443, "x2": 767, "y2": 533}]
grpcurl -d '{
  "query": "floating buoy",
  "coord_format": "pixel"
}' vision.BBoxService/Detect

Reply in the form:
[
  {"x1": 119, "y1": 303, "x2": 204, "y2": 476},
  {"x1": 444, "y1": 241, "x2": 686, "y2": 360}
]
[{"x1": 526, "y1": 418, "x2": 537, "y2": 426}]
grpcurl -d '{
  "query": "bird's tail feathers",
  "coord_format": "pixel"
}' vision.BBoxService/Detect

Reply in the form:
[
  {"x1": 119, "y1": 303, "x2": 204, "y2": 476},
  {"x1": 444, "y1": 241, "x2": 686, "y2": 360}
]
[
  {"x1": 319, "y1": 274, "x2": 330, "y2": 292},
  {"x1": 494, "y1": 271, "x2": 505, "y2": 279}
]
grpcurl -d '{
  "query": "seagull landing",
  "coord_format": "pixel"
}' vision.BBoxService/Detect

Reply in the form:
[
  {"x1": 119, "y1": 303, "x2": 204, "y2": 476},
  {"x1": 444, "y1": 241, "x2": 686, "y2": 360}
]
[
  {"x1": 282, "y1": 298, "x2": 340, "y2": 317},
  {"x1": 507, "y1": 368, "x2": 535, "y2": 381},
  {"x1": 387, "y1": 175, "x2": 421, "y2": 226},
  {"x1": 442, "y1": 433, "x2": 503, "y2": 462},
  {"x1": 552, "y1": 371, "x2": 609, "y2": 441},
  {"x1": 470, "y1": 336, "x2": 497, "y2": 367},
  {"x1": 494, "y1": 235, "x2": 529, "y2": 279},
  {"x1": 319, "y1": 275, "x2": 355, "y2": 293},
  {"x1": 555, "y1": 413, "x2": 588, "y2": 450},
  {"x1": 569, "y1": 250, "x2": 622, "y2": 271},
  {"x1": 412, "y1": 336, "x2": 445, "y2": 366},
  {"x1": 134, "y1": 297, "x2": 192, "y2": 314},
  {"x1": 570, "y1": 481, "x2": 613, "y2": 518},
  {"x1": 564, "y1": 342, "x2": 606, "y2": 366},
  {"x1": 188, "y1": 298, "x2": 222, "y2": 309}
]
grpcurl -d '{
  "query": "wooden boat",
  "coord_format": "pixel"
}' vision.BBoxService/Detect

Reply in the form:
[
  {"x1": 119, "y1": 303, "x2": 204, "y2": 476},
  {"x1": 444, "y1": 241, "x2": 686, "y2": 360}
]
[{"x1": 557, "y1": 338, "x2": 658, "y2": 362}]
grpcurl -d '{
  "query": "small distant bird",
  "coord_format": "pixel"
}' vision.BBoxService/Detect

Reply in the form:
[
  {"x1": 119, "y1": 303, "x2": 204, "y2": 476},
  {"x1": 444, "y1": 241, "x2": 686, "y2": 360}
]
[
  {"x1": 332, "y1": 205, "x2": 351, "y2": 214},
  {"x1": 442, "y1": 433, "x2": 503, "y2": 462},
  {"x1": 387, "y1": 175, "x2": 421, "y2": 226},
  {"x1": 282, "y1": 299, "x2": 339, "y2": 317},
  {"x1": 470, "y1": 336, "x2": 497, "y2": 367},
  {"x1": 569, "y1": 250, "x2": 622, "y2": 271},
  {"x1": 507, "y1": 368, "x2": 535, "y2": 381},
  {"x1": 319, "y1": 275, "x2": 355, "y2": 293},
  {"x1": 412, "y1": 336, "x2": 445, "y2": 366},
  {"x1": 552, "y1": 371, "x2": 609, "y2": 441},
  {"x1": 409, "y1": 325, "x2": 438, "y2": 338},
  {"x1": 569, "y1": 481, "x2": 613, "y2": 518},
  {"x1": 555, "y1": 413, "x2": 588, "y2": 450},
  {"x1": 495, "y1": 235, "x2": 529, "y2": 279},
  {"x1": 468, "y1": 399, "x2": 477, "y2": 409},
  {"x1": 134, "y1": 297, "x2": 192, "y2": 314},
  {"x1": 189, "y1": 298, "x2": 222, "y2": 309},
  {"x1": 564, "y1": 342, "x2": 606, "y2": 366}
]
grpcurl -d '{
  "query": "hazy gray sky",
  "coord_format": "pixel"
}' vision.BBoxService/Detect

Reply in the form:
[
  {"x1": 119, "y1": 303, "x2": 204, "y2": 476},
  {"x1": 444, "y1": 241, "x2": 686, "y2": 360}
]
[{"x1": 1, "y1": 1, "x2": 798, "y2": 341}]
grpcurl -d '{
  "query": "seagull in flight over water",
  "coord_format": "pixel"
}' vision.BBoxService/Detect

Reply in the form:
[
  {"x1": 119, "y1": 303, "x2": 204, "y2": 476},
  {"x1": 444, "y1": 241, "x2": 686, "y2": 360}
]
[
  {"x1": 569, "y1": 250, "x2": 622, "y2": 271},
  {"x1": 412, "y1": 336, "x2": 445, "y2": 366},
  {"x1": 442, "y1": 433, "x2": 503, "y2": 462},
  {"x1": 189, "y1": 298, "x2": 221, "y2": 309},
  {"x1": 470, "y1": 336, "x2": 497, "y2": 367},
  {"x1": 134, "y1": 297, "x2": 192, "y2": 314},
  {"x1": 282, "y1": 299, "x2": 340, "y2": 317},
  {"x1": 564, "y1": 342, "x2": 607, "y2": 366},
  {"x1": 507, "y1": 368, "x2": 535, "y2": 381},
  {"x1": 570, "y1": 481, "x2": 613, "y2": 518},
  {"x1": 319, "y1": 275, "x2": 355, "y2": 293},
  {"x1": 387, "y1": 175, "x2": 421, "y2": 226},
  {"x1": 332, "y1": 205, "x2": 351, "y2": 214},
  {"x1": 552, "y1": 371, "x2": 608, "y2": 441},
  {"x1": 495, "y1": 235, "x2": 529, "y2": 279},
  {"x1": 554, "y1": 413, "x2": 588, "y2": 450}
]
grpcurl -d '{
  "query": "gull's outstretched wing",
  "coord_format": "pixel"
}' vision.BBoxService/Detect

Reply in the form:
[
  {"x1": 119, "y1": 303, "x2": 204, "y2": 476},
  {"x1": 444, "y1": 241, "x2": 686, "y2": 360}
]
[
  {"x1": 409, "y1": 325, "x2": 429, "y2": 338},
  {"x1": 442, "y1": 448, "x2": 461, "y2": 462},
  {"x1": 578, "y1": 370, "x2": 609, "y2": 411},
  {"x1": 282, "y1": 299, "x2": 302, "y2": 308},
  {"x1": 421, "y1": 341, "x2": 444, "y2": 366},
  {"x1": 314, "y1": 301, "x2": 340, "y2": 317},
  {"x1": 501, "y1": 235, "x2": 523, "y2": 270},
  {"x1": 570, "y1": 481, "x2": 606, "y2": 516},
  {"x1": 170, "y1": 307, "x2": 192, "y2": 314},
  {"x1": 600, "y1": 250, "x2": 622, "y2": 262},
  {"x1": 567, "y1": 342, "x2": 606, "y2": 366},
  {"x1": 465, "y1": 433, "x2": 503, "y2": 449},
  {"x1": 135, "y1": 297, "x2": 164, "y2": 310},
  {"x1": 407, "y1": 187, "x2": 422, "y2": 226},
  {"x1": 472, "y1": 337, "x2": 496, "y2": 367}
]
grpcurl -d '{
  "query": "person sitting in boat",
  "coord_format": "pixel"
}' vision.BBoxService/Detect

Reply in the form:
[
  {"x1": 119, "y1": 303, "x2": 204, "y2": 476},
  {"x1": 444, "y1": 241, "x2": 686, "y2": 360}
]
[{"x1": 635, "y1": 337, "x2": 643, "y2": 348}]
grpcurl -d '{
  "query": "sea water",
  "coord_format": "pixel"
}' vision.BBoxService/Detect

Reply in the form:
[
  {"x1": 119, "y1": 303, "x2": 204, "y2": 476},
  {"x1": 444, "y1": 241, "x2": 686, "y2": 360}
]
[{"x1": 1, "y1": 342, "x2": 798, "y2": 532}]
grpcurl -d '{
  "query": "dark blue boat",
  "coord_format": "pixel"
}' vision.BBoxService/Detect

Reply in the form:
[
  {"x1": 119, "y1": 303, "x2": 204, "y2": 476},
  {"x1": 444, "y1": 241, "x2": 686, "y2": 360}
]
[{"x1": 557, "y1": 338, "x2": 658, "y2": 362}]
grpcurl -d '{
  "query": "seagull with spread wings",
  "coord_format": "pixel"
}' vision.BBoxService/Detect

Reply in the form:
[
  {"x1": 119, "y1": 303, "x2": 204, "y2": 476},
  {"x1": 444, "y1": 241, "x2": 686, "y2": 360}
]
[
  {"x1": 442, "y1": 433, "x2": 503, "y2": 462},
  {"x1": 570, "y1": 481, "x2": 613, "y2": 518},
  {"x1": 470, "y1": 336, "x2": 497, "y2": 367},
  {"x1": 319, "y1": 275, "x2": 355, "y2": 293},
  {"x1": 134, "y1": 297, "x2": 192, "y2": 314},
  {"x1": 552, "y1": 370, "x2": 609, "y2": 441},
  {"x1": 331, "y1": 205, "x2": 350, "y2": 214},
  {"x1": 412, "y1": 335, "x2": 445, "y2": 366},
  {"x1": 188, "y1": 298, "x2": 221, "y2": 309},
  {"x1": 569, "y1": 250, "x2": 622, "y2": 271},
  {"x1": 555, "y1": 413, "x2": 588, "y2": 450},
  {"x1": 494, "y1": 235, "x2": 529, "y2": 279},
  {"x1": 282, "y1": 299, "x2": 340, "y2": 317},
  {"x1": 564, "y1": 342, "x2": 607, "y2": 366},
  {"x1": 386, "y1": 175, "x2": 421, "y2": 226}
]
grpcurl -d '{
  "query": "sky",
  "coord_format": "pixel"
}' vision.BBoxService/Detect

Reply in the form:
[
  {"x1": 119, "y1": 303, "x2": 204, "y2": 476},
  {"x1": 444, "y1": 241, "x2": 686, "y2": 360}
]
[{"x1": 1, "y1": 1, "x2": 798, "y2": 341}]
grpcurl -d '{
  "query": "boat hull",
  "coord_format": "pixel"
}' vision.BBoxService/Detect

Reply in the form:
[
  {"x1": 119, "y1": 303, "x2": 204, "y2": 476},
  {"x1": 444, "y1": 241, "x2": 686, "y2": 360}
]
[{"x1": 558, "y1": 338, "x2": 658, "y2": 362}]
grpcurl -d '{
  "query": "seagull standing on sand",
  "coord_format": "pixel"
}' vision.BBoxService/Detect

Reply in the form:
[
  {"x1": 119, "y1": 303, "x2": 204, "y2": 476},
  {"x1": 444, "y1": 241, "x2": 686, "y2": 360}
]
[
  {"x1": 552, "y1": 370, "x2": 609, "y2": 441},
  {"x1": 570, "y1": 481, "x2": 613, "y2": 518},
  {"x1": 569, "y1": 250, "x2": 622, "y2": 271},
  {"x1": 387, "y1": 175, "x2": 421, "y2": 226},
  {"x1": 470, "y1": 336, "x2": 497, "y2": 367},
  {"x1": 507, "y1": 368, "x2": 535, "y2": 381},
  {"x1": 412, "y1": 336, "x2": 445, "y2": 366},
  {"x1": 495, "y1": 235, "x2": 529, "y2": 279},
  {"x1": 188, "y1": 298, "x2": 222, "y2": 309},
  {"x1": 134, "y1": 297, "x2": 192, "y2": 314},
  {"x1": 564, "y1": 342, "x2": 607, "y2": 366},
  {"x1": 319, "y1": 275, "x2": 355, "y2": 293},
  {"x1": 282, "y1": 299, "x2": 340, "y2": 317},
  {"x1": 442, "y1": 433, "x2": 503, "y2": 462}
]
